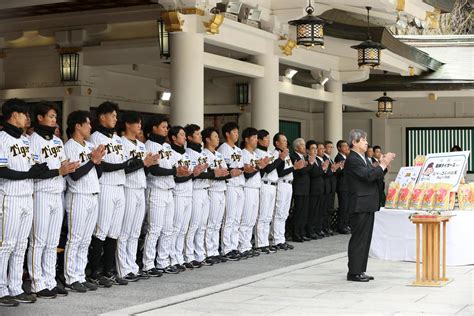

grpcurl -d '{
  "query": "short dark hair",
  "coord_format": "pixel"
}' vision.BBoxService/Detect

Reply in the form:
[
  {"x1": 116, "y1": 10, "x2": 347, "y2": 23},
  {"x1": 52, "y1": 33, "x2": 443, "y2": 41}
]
[
  {"x1": 306, "y1": 139, "x2": 317, "y2": 150},
  {"x1": 118, "y1": 111, "x2": 142, "y2": 134},
  {"x1": 373, "y1": 145, "x2": 382, "y2": 152},
  {"x1": 273, "y1": 132, "x2": 285, "y2": 148},
  {"x1": 202, "y1": 127, "x2": 218, "y2": 145},
  {"x1": 34, "y1": 101, "x2": 58, "y2": 124},
  {"x1": 96, "y1": 101, "x2": 119, "y2": 118},
  {"x1": 336, "y1": 140, "x2": 347, "y2": 150},
  {"x1": 66, "y1": 110, "x2": 90, "y2": 138},
  {"x1": 316, "y1": 141, "x2": 324, "y2": 147},
  {"x1": 367, "y1": 145, "x2": 373, "y2": 150},
  {"x1": 2, "y1": 98, "x2": 29, "y2": 120},
  {"x1": 242, "y1": 127, "x2": 258, "y2": 144},
  {"x1": 184, "y1": 124, "x2": 200, "y2": 139},
  {"x1": 168, "y1": 125, "x2": 184, "y2": 141},
  {"x1": 450, "y1": 145, "x2": 462, "y2": 152},
  {"x1": 257, "y1": 129, "x2": 269, "y2": 140},
  {"x1": 144, "y1": 114, "x2": 168, "y2": 137},
  {"x1": 324, "y1": 140, "x2": 333, "y2": 146},
  {"x1": 221, "y1": 122, "x2": 239, "y2": 140}
]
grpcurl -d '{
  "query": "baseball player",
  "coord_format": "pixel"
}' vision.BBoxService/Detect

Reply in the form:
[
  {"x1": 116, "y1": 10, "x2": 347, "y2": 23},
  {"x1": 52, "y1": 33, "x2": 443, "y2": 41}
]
[
  {"x1": 116, "y1": 111, "x2": 159, "y2": 282},
  {"x1": 0, "y1": 98, "x2": 49, "y2": 307},
  {"x1": 217, "y1": 122, "x2": 244, "y2": 261},
  {"x1": 142, "y1": 115, "x2": 189, "y2": 275},
  {"x1": 254, "y1": 130, "x2": 284, "y2": 254},
  {"x1": 271, "y1": 132, "x2": 296, "y2": 250},
  {"x1": 202, "y1": 127, "x2": 230, "y2": 264},
  {"x1": 63, "y1": 111, "x2": 105, "y2": 293},
  {"x1": 169, "y1": 126, "x2": 202, "y2": 271},
  {"x1": 27, "y1": 101, "x2": 79, "y2": 299},
  {"x1": 240, "y1": 127, "x2": 269, "y2": 257}
]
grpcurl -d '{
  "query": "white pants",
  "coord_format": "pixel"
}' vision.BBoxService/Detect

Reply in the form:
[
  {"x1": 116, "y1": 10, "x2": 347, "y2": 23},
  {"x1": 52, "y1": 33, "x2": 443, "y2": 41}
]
[
  {"x1": 255, "y1": 183, "x2": 277, "y2": 248},
  {"x1": 27, "y1": 192, "x2": 63, "y2": 293},
  {"x1": 271, "y1": 181, "x2": 293, "y2": 245},
  {"x1": 63, "y1": 192, "x2": 98, "y2": 285},
  {"x1": 142, "y1": 188, "x2": 174, "y2": 270},
  {"x1": 185, "y1": 189, "x2": 209, "y2": 263},
  {"x1": 95, "y1": 185, "x2": 126, "y2": 240},
  {"x1": 170, "y1": 195, "x2": 192, "y2": 265},
  {"x1": 116, "y1": 188, "x2": 146, "y2": 278},
  {"x1": 221, "y1": 186, "x2": 244, "y2": 254},
  {"x1": 0, "y1": 194, "x2": 33, "y2": 297},
  {"x1": 206, "y1": 190, "x2": 226, "y2": 257},
  {"x1": 239, "y1": 187, "x2": 259, "y2": 253}
]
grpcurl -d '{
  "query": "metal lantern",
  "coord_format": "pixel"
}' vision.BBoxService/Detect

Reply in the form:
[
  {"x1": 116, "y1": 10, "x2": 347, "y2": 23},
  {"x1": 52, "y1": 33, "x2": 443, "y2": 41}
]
[
  {"x1": 288, "y1": 0, "x2": 328, "y2": 47},
  {"x1": 237, "y1": 83, "x2": 250, "y2": 105},
  {"x1": 375, "y1": 92, "x2": 395, "y2": 117},
  {"x1": 351, "y1": 7, "x2": 385, "y2": 68},
  {"x1": 58, "y1": 48, "x2": 80, "y2": 82},
  {"x1": 157, "y1": 19, "x2": 170, "y2": 59}
]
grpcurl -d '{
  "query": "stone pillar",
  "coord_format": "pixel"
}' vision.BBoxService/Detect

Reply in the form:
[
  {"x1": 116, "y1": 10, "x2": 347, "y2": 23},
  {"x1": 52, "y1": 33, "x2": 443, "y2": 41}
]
[
  {"x1": 324, "y1": 80, "x2": 343, "y2": 146},
  {"x1": 170, "y1": 31, "x2": 204, "y2": 128}
]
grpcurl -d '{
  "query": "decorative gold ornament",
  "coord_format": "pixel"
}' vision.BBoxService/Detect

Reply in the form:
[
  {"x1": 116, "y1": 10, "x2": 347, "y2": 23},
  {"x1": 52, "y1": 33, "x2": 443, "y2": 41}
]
[
  {"x1": 161, "y1": 11, "x2": 185, "y2": 32},
  {"x1": 203, "y1": 8, "x2": 224, "y2": 35},
  {"x1": 279, "y1": 39, "x2": 297, "y2": 56}
]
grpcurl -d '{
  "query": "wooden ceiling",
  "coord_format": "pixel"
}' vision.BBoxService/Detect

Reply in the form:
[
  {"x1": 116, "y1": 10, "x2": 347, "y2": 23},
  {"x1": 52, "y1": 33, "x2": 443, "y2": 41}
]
[{"x1": 0, "y1": 0, "x2": 157, "y2": 20}]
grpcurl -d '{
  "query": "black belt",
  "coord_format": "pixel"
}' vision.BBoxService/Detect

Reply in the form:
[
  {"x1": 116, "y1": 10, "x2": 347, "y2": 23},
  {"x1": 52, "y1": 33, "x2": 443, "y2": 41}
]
[
  {"x1": 280, "y1": 180, "x2": 293, "y2": 184},
  {"x1": 263, "y1": 181, "x2": 277, "y2": 186}
]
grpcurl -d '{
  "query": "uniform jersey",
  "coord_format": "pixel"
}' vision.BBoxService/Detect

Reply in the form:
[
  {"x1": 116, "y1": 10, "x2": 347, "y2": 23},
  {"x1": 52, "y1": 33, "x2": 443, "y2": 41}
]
[
  {"x1": 242, "y1": 148, "x2": 261, "y2": 189},
  {"x1": 64, "y1": 139, "x2": 100, "y2": 194},
  {"x1": 218, "y1": 142, "x2": 244, "y2": 187},
  {"x1": 277, "y1": 150, "x2": 294, "y2": 181},
  {"x1": 171, "y1": 148, "x2": 193, "y2": 197},
  {"x1": 255, "y1": 148, "x2": 279, "y2": 183},
  {"x1": 203, "y1": 148, "x2": 227, "y2": 192},
  {"x1": 145, "y1": 140, "x2": 175, "y2": 190},
  {"x1": 185, "y1": 147, "x2": 210, "y2": 190},
  {"x1": 121, "y1": 137, "x2": 147, "y2": 189},
  {"x1": 30, "y1": 132, "x2": 66, "y2": 193},
  {"x1": 90, "y1": 131, "x2": 125, "y2": 186},
  {"x1": 0, "y1": 131, "x2": 34, "y2": 196}
]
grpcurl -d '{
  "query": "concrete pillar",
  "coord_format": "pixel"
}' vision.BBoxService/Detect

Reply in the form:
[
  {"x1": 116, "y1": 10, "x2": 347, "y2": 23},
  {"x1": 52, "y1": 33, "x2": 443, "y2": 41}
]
[
  {"x1": 251, "y1": 43, "x2": 279, "y2": 138},
  {"x1": 324, "y1": 80, "x2": 343, "y2": 146},
  {"x1": 170, "y1": 31, "x2": 204, "y2": 128}
]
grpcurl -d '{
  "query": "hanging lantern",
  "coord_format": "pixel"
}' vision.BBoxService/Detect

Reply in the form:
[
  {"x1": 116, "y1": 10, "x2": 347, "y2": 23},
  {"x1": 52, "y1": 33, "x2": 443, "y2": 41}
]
[
  {"x1": 288, "y1": 0, "x2": 328, "y2": 48},
  {"x1": 157, "y1": 19, "x2": 170, "y2": 59},
  {"x1": 375, "y1": 92, "x2": 395, "y2": 117},
  {"x1": 57, "y1": 47, "x2": 80, "y2": 82},
  {"x1": 351, "y1": 7, "x2": 385, "y2": 68}
]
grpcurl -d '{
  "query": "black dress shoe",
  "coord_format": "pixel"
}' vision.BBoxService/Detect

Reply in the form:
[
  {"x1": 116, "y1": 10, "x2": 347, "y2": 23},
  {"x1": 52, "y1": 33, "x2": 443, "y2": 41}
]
[
  {"x1": 292, "y1": 235, "x2": 304, "y2": 242},
  {"x1": 302, "y1": 236, "x2": 311, "y2": 241},
  {"x1": 347, "y1": 274, "x2": 370, "y2": 282},
  {"x1": 308, "y1": 233, "x2": 319, "y2": 240},
  {"x1": 337, "y1": 228, "x2": 351, "y2": 235},
  {"x1": 316, "y1": 231, "x2": 325, "y2": 238},
  {"x1": 361, "y1": 272, "x2": 374, "y2": 280}
]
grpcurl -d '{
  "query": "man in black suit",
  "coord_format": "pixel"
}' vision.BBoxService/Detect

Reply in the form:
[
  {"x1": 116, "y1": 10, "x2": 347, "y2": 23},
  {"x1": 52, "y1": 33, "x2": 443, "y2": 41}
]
[
  {"x1": 322, "y1": 141, "x2": 342, "y2": 236},
  {"x1": 372, "y1": 145, "x2": 388, "y2": 207},
  {"x1": 290, "y1": 138, "x2": 315, "y2": 242},
  {"x1": 335, "y1": 140, "x2": 350, "y2": 234},
  {"x1": 345, "y1": 129, "x2": 395, "y2": 282}
]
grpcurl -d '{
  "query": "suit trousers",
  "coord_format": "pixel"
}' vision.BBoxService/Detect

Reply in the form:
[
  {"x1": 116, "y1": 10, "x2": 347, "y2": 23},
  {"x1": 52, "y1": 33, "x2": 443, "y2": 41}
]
[
  {"x1": 292, "y1": 195, "x2": 309, "y2": 237},
  {"x1": 337, "y1": 190, "x2": 349, "y2": 230},
  {"x1": 307, "y1": 194, "x2": 323, "y2": 235},
  {"x1": 347, "y1": 211, "x2": 375, "y2": 275}
]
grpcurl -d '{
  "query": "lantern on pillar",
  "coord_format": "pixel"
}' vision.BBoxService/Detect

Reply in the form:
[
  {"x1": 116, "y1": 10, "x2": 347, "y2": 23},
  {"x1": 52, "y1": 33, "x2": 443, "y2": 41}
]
[
  {"x1": 57, "y1": 47, "x2": 80, "y2": 82},
  {"x1": 237, "y1": 83, "x2": 250, "y2": 111},
  {"x1": 288, "y1": 0, "x2": 329, "y2": 48},
  {"x1": 157, "y1": 19, "x2": 171, "y2": 59},
  {"x1": 351, "y1": 7, "x2": 385, "y2": 68}
]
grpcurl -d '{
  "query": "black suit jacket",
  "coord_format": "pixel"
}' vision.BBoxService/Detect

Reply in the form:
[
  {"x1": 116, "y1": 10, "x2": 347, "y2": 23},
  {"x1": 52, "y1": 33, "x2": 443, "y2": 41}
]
[
  {"x1": 334, "y1": 152, "x2": 348, "y2": 192},
  {"x1": 371, "y1": 157, "x2": 388, "y2": 199},
  {"x1": 322, "y1": 155, "x2": 336, "y2": 194},
  {"x1": 309, "y1": 158, "x2": 325, "y2": 196},
  {"x1": 290, "y1": 152, "x2": 314, "y2": 196},
  {"x1": 345, "y1": 150, "x2": 385, "y2": 213}
]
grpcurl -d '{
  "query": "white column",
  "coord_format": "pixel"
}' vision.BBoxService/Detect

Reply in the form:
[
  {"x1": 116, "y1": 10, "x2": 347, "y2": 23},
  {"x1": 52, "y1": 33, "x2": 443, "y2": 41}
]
[
  {"x1": 251, "y1": 45, "x2": 279, "y2": 138},
  {"x1": 170, "y1": 32, "x2": 204, "y2": 128},
  {"x1": 324, "y1": 80, "x2": 343, "y2": 145}
]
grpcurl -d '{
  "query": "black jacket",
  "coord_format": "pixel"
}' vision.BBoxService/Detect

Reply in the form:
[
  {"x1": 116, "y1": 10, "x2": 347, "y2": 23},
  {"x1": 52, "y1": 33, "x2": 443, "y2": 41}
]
[
  {"x1": 309, "y1": 158, "x2": 325, "y2": 196},
  {"x1": 322, "y1": 155, "x2": 336, "y2": 194},
  {"x1": 345, "y1": 150, "x2": 385, "y2": 213},
  {"x1": 290, "y1": 152, "x2": 314, "y2": 196},
  {"x1": 334, "y1": 152, "x2": 348, "y2": 192}
]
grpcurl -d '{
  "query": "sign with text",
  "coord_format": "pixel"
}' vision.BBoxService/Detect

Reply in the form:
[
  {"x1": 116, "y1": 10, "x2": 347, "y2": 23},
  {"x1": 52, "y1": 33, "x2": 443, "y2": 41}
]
[
  {"x1": 417, "y1": 151, "x2": 470, "y2": 191},
  {"x1": 395, "y1": 166, "x2": 422, "y2": 187}
]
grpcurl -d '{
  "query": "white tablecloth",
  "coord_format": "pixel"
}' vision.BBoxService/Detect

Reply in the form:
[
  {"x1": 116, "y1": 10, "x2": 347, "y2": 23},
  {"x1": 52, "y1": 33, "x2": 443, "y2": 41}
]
[{"x1": 369, "y1": 208, "x2": 474, "y2": 266}]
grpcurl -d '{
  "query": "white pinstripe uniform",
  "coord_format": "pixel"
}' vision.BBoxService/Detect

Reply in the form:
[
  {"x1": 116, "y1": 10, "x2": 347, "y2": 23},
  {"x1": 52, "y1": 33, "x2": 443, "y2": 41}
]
[
  {"x1": 239, "y1": 149, "x2": 261, "y2": 253},
  {"x1": 116, "y1": 137, "x2": 147, "y2": 278},
  {"x1": 254, "y1": 148, "x2": 278, "y2": 248},
  {"x1": 63, "y1": 139, "x2": 100, "y2": 285},
  {"x1": 271, "y1": 151, "x2": 294, "y2": 245},
  {"x1": 143, "y1": 140, "x2": 175, "y2": 270},
  {"x1": 27, "y1": 132, "x2": 66, "y2": 293},
  {"x1": 0, "y1": 131, "x2": 34, "y2": 297},
  {"x1": 170, "y1": 147, "x2": 193, "y2": 266},
  {"x1": 217, "y1": 143, "x2": 244, "y2": 254},
  {"x1": 184, "y1": 147, "x2": 209, "y2": 263},
  {"x1": 202, "y1": 149, "x2": 227, "y2": 257},
  {"x1": 89, "y1": 131, "x2": 126, "y2": 241}
]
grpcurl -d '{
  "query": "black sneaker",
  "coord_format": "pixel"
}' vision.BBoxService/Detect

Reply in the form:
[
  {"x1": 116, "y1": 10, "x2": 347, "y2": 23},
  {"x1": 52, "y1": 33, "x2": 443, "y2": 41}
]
[
  {"x1": 250, "y1": 249, "x2": 260, "y2": 257},
  {"x1": 285, "y1": 242, "x2": 294, "y2": 250},
  {"x1": 66, "y1": 281, "x2": 87, "y2": 293},
  {"x1": 88, "y1": 273, "x2": 113, "y2": 288},
  {"x1": 52, "y1": 286, "x2": 68, "y2": 296},
  {"x1": 14, "y1": 292, "x2": 37, "y2": 303},
  {"x1": 239, "y1": 250, "x2": 250, "y2": 259},
  {"x1": 174, "y1": 264, "x2": 186, "y2": 272},
  {"x1": 143, "y1": 268, "x2": 162, "y2": 277},
  {"x1": 183, "y1": 262, "x2": 194, "y2": 269},
  {"x1": 202, "y1": 257, "x2": 216, "y2": 266},
  {"x1": 216, "y1": 255, "x2": 228, "y2": 263},
  {"x1": 161, "y1": 265, "x2": 179, "y2": 274},
  {"x1": 269, "y1": 245, "x2": 279, "y2": 252},
  {"x1": 191, "y1": 260, "x2": 203, "y2": 268},
  {"x1": 0, "y1": 295, "x2": 19, "y2": 307},
  {"x1": 136, "y1": 271, "x2": 151, "y2": 280},
  {"x1": 36, "y1": 288, "x2": 57, "y2": 299},
  {"x1": 124, "y1": 272, "x2": 140, "y2": 282},
  {"x1": 81, "y1": 281, "x2": 98, "y2": 291},
  {"x1": 104, "y1": 272, "x2": 128, "y2": 285},
  {"x1": 256, "y1": 247, "x2": 270, "y2": 254},
  {"x1": 224, "y1": 251, "x2": 240, "y2": 261},
  {"x1": 277, "y1": 243, "x2": 288, "y2": 250}
]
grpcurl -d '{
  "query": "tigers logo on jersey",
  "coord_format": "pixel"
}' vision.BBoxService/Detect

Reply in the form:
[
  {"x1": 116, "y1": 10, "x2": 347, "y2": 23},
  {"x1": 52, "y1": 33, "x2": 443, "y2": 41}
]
[
  {"x1": 285, "y1": 156, "x2": 292, "y2": 166},
  {"x1": 79, "y1": 151, "x2": 92, "y2": 163},
  {"x1": 130, "y1": 149, "x2": 145, "y2": 160},
  {"x1": 159, "y1": 149, "x2": 172, "y2": 160},
  {"x1": 231, "y1": 153, "x2": 241, "y2": 162},
  {"x1": 42, "y1": 145, "x2": 62, "y2": 159},
  {"x1": 197, "y1": 156, "x2": 208, "y2": 165},
  {"x1": 177, "y1": 159, "x2": 190, "y2": 168},
  {"x1": 249, "y1": 159, "x2": 257, "y2": 168},
  {"x1": 215, "y1": 158, "x2": 225, "y2": 168},
  {"x1": 10, "y1": 144, "x2": 30, "y2": 158},
  {"x1": 105, "y1": 143, "x2": 123, "y2": 157}
]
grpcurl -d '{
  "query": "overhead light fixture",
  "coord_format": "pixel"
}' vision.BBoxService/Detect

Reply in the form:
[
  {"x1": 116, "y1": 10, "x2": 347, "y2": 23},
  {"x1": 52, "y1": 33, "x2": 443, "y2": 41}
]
[
  {"x1": 284, "y1": 68, "x2": 298, "y2": 79},
  {"x1": 237, "y1": 83, "x2": 250, "y2": 111},
  {"x1": 351, "y1": 7, "x2": 386, "y2": 68},
  {"x1": 375, "y1": 72, "x2": 394, "y2": 117},
  {"x1": 288, "y1": 0, "x2": 329, "y2": 48},
  {"x1": 279, "y1": 39, "x2": 297, "y2": 56},
  {"x1": 57, "y1": 47, "x2": 81, "y2": 82},
  {"x1": 157, "y1": 19, "x2": 170, "y2": 60},
  {"x1": 203, "y1": 7, "x2": 225, "y2": 34},
  {"x1": 161, "y1": 91, "x2": 171, "y2": 101}
]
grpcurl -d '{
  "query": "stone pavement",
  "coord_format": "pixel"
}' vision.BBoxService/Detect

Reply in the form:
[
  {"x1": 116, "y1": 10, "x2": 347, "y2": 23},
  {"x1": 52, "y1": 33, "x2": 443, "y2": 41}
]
[{"x1": 106, "y1": 253, "x2": 474, "y2": 316}]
